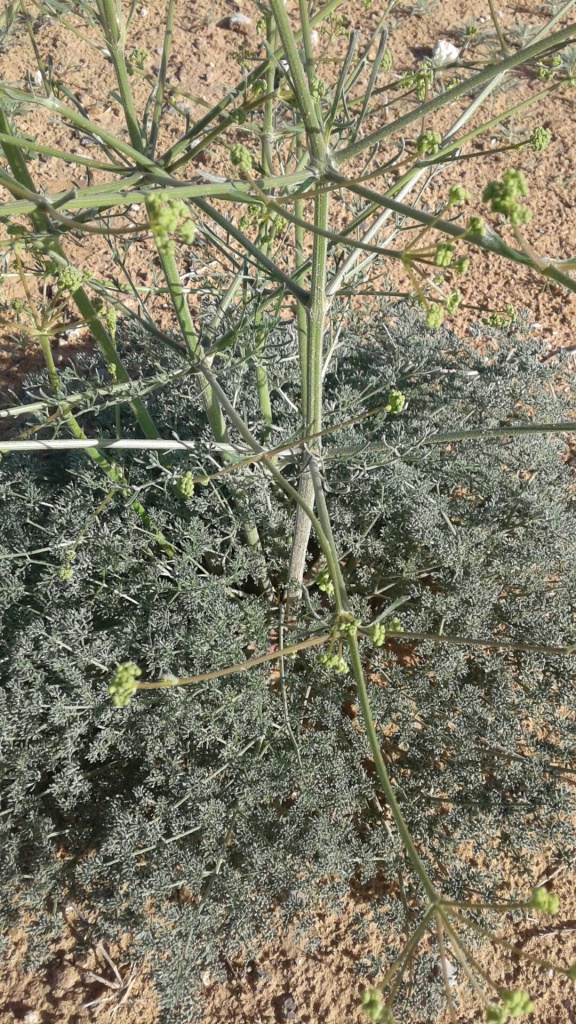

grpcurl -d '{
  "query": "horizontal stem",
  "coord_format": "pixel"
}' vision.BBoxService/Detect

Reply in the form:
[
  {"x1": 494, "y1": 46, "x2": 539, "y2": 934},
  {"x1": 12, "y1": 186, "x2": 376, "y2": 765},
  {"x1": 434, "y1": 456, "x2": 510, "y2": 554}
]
[
  {"x1": 327, "y1": 170, "x2": 576, "y2": 295},
  {"x1": 386, "y1": 630, "x2": 575, "y2": 657},
  {"x1": 137, "y1": 632, "x2": 331, "y2": 689}
]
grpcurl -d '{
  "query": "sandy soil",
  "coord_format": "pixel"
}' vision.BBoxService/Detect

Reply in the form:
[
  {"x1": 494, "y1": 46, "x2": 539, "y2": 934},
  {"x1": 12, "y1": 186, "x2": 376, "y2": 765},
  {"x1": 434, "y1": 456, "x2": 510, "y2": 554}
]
[{"x1": 1, "y1": 1, "x2": 576, "y2": 1021}]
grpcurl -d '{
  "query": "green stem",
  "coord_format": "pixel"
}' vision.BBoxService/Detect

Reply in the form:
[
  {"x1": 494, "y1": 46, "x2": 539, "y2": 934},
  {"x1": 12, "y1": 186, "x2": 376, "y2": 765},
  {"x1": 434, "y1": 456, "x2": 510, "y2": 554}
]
[
  {"x1": 147, "y1": 0, "x2": 176, "y2": 158},
  {"x1": 37, "y1": 333, "x2": 173, "y2": 555},
  {"x1": 327, "y1": 170, "x2": 576, "y2": 295},
  {"x1": 137, "y1": 631, "x2": 332, "y2": 689},
  {"x1": 286, "y1": 188, "x2": 329, "y2": 609},
  {"x1": 0, "y1": 107, "x2": 159, "y2": 441},
  {"x1": 96, "y1": 0, "x2": 144, "y2": 153},
  {"x1": 334, "y1": 22, "x2": 576, "y2": 165},
  {"x1": 268, "y1": 0, "x2": 327, "y2": 168},
  {"x1": 158, "y1": 0, "x2": 345, "y2": 169},
  {"x1": 348, "y1": 633, "x2": 438, "y2": 901},
  {"x1": 148, "y1": 219, "x2": 227, "y2": 442}
]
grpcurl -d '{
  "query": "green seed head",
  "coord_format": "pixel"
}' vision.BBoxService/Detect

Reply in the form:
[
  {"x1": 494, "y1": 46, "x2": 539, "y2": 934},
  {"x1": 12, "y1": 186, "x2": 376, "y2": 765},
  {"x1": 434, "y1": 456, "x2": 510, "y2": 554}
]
[
  {"x1": 529, "y1": 886, "x2": 559, "y2": 914},
  {"x1": 446, "y1": 288, "x2": 462, "y2": 313},
  {"x1": 108, "y1": 661, "x2": 141, "y2": 708},
  {"x1": 230, "y1": 144, "x2": 253, "y2": 172},
  {"x1": 501, "y1": 989, "x2": 534, "y2": 1017},
  {"x1": 434, "y1": 241, "x2": 455, "y2": 267},
  {"x1": 416, "y1": 129, "x2": 442, "y2": 157},
  {"x1": 426, "y1": 303, "x2": 443, "y2": 328},
  {"x1": 385, "y1": 389, "x2": 406, "y2": 413},
  {"x1": 483, "y1": 169, "x2": 531, "y2": 225},
  {"x1": 528, "y1": 126, "x2": 551, "y2": 152},
  {"x1": 175, "y1": 471, "x2": 195, "y2": 500},
  {"x1": 448, "y1": 184, "x2": 469, "y2": 206},
  {"x1": 468, "y1": 215, "x2": 485, "y2": 235}
]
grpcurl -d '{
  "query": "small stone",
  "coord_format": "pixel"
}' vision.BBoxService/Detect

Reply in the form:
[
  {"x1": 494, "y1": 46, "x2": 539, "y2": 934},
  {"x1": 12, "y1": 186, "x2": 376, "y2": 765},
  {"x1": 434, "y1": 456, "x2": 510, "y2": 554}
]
[
  {"x1": 138, "y1": 5, "x2": 148, "y2": 15},
  {"x1": 23, "y1": 1013, "x2": 42, "y2": 1024},
  {"x1": 277, "y1": 993, "x2": 298, "y2": 1020},
  {"x1": 432, "y1": 39, "x2": 460, "y2": 65},
  {"x1": 33, "y1": 69, "x2": 43, "y2": 85},
  {"x1": 228, "y1": 12, "x2": 251, "y2": 26}
]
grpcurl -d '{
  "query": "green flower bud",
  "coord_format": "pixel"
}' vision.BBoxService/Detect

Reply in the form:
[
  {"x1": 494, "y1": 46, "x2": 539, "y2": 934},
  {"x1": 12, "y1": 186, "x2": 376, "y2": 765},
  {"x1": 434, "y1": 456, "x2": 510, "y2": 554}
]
[
  {"x1": 175, "y1": 471, "x2": 195, "y2": 500},
  {"x1": 416, "y1": 129, "x2": 442, "y2": 157},
  {"x1": 369, "y1": 622, "x2": 386, "y2": 646},
  {"x1": 179, "y1": 218, "x2": 196, "y2": 244},
  {"x1": 332, "y1": 655, "x2": 349, "y2": 675},
  {"x1": 452, "y1": 257, "x2": 469, "y2": 275},
  {"x1": 104, "y1": 305, "x2": 117, "y2": 338},
  {"x1": 501, "y1": 989, "x2": 534, "y2": 1017},
  {"x1": 310, "y1": 76, "x2": 326, "y2": 100},
  {"x1": 230, "y1": 143, "x2": 253, "y2": 172},
  {"x1": 528, "y1": 126, "x2": 551, "y2": 152},
  {"x1": 486, "y1": 1005, "x2": 508, "y2": 1024},
  {"x1": 315, "y1": 567, "x2": 334, "y2": 595},
  {"x1": 426, "y1": 303, "x2": 443, "y2": 328},
  {"x1": 127, "y1": 47, "x2": 148, "y2": 74},
  {"x1": 385, "y1": 389, "x2": 406, "y2": 413},
  {"x1": 415, "y1": 63, "x2": 434, "y2": 100},
  {"x1": 448, "y1": 184, "x2": 469, "y2": 205},
  {"x1": 536, "y1": 66, "x2": 553, "y2": 80},
  {"x1": 483, "y1": 169, "x2": 531, "y2": 225},
  {"x1": 108, "y1": 661, "x2": 141, "y2": 708},
  {"x1": 446, "y1": 288, "x2": 462, "y2": 313},
  {"x1": 468, "y1": 215, "x2": 485, "y2": 235},
  {"x1": 381, "y1": 49, "x2": 392, "y2": 72},
  {"x1": 361, "y1": 987, "x2": 386, "y2": 1022},
  {"x1": 434, "y1": 241, "x2": 455, "y2": 267},
  {"x1": 529, "y1": 886, "x2": 559, "y2": 914},
  {"x1": 337, "y1": 613, "x2": 360, "y2": 637},
  {"x1": 58, "y1": 266, "x2": 84, "y2": 293},
  {"x1": 388, "y1": 616, "x2": 403, "y2": 633}
]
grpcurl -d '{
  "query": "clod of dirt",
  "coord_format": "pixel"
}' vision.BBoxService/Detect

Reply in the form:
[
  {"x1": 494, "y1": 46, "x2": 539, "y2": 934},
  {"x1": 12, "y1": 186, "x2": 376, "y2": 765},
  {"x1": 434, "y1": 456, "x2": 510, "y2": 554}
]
[{"x1": 274, "y1": 991, "x2": 299, "y2": 1021}]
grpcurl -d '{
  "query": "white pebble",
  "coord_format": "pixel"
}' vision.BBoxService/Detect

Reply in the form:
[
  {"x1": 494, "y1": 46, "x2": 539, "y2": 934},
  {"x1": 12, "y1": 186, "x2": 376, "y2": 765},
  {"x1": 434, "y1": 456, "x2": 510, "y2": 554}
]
[
  {"x1": 229, "y1": 12, "x2": 250, "y2": 25},
  {"x1": 138, "y1": 5, "x2": 148, "y2": 15},
  {"x1": 33, "y1": 69, "x2": 43, "y2": 85},
  {"x1": 432, "y1": 39, "x2": 460, "y2": 65}
]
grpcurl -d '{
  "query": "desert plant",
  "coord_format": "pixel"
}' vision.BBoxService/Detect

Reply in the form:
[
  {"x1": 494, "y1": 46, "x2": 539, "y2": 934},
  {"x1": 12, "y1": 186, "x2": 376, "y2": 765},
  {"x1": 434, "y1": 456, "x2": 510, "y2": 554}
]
[{"x1": 2, "y1": 0, "x2": 576, "y2": 1020}]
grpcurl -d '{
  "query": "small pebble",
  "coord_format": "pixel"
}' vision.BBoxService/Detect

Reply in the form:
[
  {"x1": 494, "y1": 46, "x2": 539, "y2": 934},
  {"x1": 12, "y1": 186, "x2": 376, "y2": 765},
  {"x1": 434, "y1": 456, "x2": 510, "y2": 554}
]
[
  {"x1": 277, "y1": 993, "x2": 298, "y2": 1021},
  {"x1": 229, "y1": 12, "x2": 250, "y2": 25},
  {"x1": 33, "y1": 69, "x2": 43, "y2": 85},
  {"x1": 432, "y1": 39, "x2": 460, "y2": 65},
  {"x1": 138, "y1": 5, "x2": 148, "y2": 15}
]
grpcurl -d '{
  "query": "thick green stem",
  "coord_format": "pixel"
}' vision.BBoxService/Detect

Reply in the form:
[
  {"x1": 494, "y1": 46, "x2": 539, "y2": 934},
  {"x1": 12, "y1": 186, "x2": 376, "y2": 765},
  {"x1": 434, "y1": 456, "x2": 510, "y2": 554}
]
[
  {"x1": 286, "y1": 189, "x2": 329, "y2": 609},
  {"x1": 268, "y1": 0, "x2": 327, "y2": 168},
  {"x1": 96, "y1": 0, "x2": 144, "y2": 153}
]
